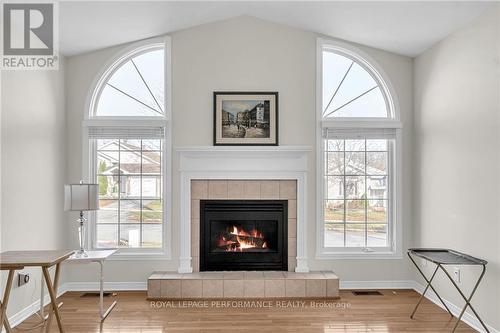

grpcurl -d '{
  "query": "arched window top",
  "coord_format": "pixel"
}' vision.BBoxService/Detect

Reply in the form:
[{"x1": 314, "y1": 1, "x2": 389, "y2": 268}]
[
  {"x1": 92, "y1": 45, "x2": 164, "y2": 117},
  {"x1": 322, "y1": 46, "x2": 394, "y2": 119}
]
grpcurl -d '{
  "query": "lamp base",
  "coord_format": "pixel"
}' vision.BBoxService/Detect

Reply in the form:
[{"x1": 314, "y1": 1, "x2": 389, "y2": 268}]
[
  {"x1": 77, "y1": 212, "x2": 88, "y2": 257},
  {"x1": 74, "y1": 249, "x2": 88, "y2": 258}
]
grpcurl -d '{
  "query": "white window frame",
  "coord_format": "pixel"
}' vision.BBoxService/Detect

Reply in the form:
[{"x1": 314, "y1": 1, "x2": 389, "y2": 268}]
[
  {"x1": 316, "y1": 38, "x2": 403, "y2": 259},
  {"x1": 82, "y1": 36, "x2": 172, "y2": 260}
]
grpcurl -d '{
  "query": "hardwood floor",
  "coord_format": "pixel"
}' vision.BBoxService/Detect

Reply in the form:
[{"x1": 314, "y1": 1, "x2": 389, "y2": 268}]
[{"x1": 14, "y1": 290, "x2": 476, "y2": 332}]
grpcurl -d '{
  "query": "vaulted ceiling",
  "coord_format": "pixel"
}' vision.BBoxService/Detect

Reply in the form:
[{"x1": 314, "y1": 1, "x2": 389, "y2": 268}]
[{"x1": 60, "y1": 1, "x2": 492, "y2": 57}]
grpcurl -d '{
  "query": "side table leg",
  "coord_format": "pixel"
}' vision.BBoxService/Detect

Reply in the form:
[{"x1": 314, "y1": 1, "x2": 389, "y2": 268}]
[
  {"x1": 0, "y1": 270, "x2": 15, "y2": 333},
  {"x1": 42, "y1": 265, "x2": 64, "y2": 333},
  {"x1": 98, "y1": 260, "x2": 116, "y2": 321}
]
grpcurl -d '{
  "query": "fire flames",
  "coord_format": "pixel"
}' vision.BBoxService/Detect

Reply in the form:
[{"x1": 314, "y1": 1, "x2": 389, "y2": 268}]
[{"x1": 216, "y1": 225, "x2": 268, "y2": 252}]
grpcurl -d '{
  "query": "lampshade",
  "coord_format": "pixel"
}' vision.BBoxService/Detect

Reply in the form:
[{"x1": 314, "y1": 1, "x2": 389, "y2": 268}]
[{"x1": 64, "y1": 183, "x2": 99, "y2": 211}]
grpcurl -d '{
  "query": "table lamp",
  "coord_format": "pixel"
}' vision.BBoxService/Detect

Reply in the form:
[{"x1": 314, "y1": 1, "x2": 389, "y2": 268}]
[{"x1": 64, "y1": 181, "x2": 99, "y2": 257}]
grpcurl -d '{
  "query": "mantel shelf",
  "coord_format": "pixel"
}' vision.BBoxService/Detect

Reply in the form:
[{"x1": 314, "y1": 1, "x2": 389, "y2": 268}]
[{"x1": 175, "y1": 145, "x2": 313, "y2": 153}]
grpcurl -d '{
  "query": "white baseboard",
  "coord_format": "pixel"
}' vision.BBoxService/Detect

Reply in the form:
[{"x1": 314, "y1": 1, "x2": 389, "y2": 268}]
[
  {"x1": 64, "y1": 281, "x2": 147, "y2": 291},
  {"x1": 8, "y1": 284, "x2": 69, "y2": 328},
  {"x1": 412, "y1": 281, "x2": 498, "y2": 333},
  {"x1": 340, "y1": 280, "x2": 415, "y2": 290},
  {"x1": 8, "y1": 280, "x2": 498, "y2": 333},
  {"x1": 7, "y1": 282, "x2": 144, "y2": 329}
]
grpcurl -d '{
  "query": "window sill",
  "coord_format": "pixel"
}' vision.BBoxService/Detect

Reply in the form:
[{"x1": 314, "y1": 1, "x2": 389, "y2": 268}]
[
  {"x1": 93, "y1": 249, "x2": 171, "y2": 261},
  {"x1": 316, "y1": 250, "x2": 402, "y2": 260}
]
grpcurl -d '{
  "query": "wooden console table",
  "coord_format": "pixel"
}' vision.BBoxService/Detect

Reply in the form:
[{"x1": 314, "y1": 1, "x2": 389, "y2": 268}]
[{"x1": 0, "y1": 250, "x2": 74, "y2": 333}]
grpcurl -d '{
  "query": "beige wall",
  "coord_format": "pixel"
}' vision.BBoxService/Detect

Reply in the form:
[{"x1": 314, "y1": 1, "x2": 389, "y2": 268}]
[
  {"x1": 65, "y1": 16, "x2": 414, "y2": 284},
  {"x1": 0, "y1": 59, "x2": 67, "y2": 319},
  {"x1": 414, "y1": 6, "x2": 500, "y2": 330}
]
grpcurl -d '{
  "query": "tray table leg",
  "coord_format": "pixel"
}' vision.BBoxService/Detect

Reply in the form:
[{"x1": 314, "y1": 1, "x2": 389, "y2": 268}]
[
  {"x1": 408, "y1": 253, "x2": 453, "y2": 318},
  {"x1": 439, "y1": 265, "x2": 489, "y2": 333}
]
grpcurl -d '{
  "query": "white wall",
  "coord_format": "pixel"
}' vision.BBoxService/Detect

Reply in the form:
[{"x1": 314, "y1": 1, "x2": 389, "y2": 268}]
[
  {"x1": 65, "y1": 17, "x2": 414, "y2": 284},
  {"x1": 0, "y1": 59, "x2": 67, "y2": 319},
  {"x1": 414, "y1": 5, "x2": 499, "y2": 330}
]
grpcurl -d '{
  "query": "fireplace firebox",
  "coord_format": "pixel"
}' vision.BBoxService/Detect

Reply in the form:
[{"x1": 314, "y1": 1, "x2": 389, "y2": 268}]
[{"x1": 200, "y1": 200, "x2": 288, "y2": 271}]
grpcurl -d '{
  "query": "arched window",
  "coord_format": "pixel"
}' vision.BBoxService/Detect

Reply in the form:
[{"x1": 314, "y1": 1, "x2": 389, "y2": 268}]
[
  {"x1": 92, "y1": 45, "x2": 165, "y2": 117},
  {"x1": 84, "y1": 39, "x2": 170, "y2": 258},
  {"x1": 322, "y1": 51, "x2": 390, "y2": 118},
  {"x1": 317, "y1": 39, "x2": 401, "y2": 259}
]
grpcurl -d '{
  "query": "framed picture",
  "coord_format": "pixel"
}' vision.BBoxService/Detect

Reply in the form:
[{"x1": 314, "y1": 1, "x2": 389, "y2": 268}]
[{"x1": 213, "y1": 91, "x2": 278, "y2": 146}]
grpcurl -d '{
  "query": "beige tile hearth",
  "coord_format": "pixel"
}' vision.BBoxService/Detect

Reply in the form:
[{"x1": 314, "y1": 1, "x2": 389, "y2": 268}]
[{"x1": 148, "y1": 271, "x2": 339, "y2": 300}]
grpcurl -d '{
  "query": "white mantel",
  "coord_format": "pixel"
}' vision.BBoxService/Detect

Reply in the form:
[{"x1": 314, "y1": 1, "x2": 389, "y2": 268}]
[{"x1": 177, "y1": 146, "x2": 312, "y2": 273}]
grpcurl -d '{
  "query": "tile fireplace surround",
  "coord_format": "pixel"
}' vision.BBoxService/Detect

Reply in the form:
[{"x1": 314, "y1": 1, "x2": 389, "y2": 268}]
[
  {"x1": 147, "y1": 147, "x2": 339, "y2": 300},
  {"x1": 191, "y1": 179, "x2": 297, "y2": 272}
]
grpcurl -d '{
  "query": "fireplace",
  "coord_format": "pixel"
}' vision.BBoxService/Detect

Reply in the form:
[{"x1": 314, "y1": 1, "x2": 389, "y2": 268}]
[{"x1": 200, "y1": 200, "x2": 288, "y2": 271}]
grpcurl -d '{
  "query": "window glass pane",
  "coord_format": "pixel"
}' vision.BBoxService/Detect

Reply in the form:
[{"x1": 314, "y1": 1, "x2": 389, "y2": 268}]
[
  {"x1": 119, "y1": 224, "x2": 141, "y2": 248},
  {"x1": 120, "y1": 152, "x2": 142, "y2": 175},
  {"x1": 326, "y1": 176, "x2": 343, "y2": 200},
  {"x1": 97, "y1": 224, "x2": 118, "y2": 247},
  {"x1": 97, "y1": 200, "x2": 118, "y2": 223},
  {"x1": 367, "y1": 176, "x2": 388, "y2": 199},
  {"x1": 346, "y1": 200, "x2": 366, "y2": 223},
  {"x1": 142, "y1": 151, "x2": 161, "y2": 174},
  {"x1": 142, "y1": 224, "x2": 163, "y2": 248},
  {"x1": 345, "y1": 139, "x2": 365, "y2": 151},
  {"x1": 95, "y1": 48, "x2": 164, "y2": 117},
  {"x1": 322, "y1": 52, "x2": 352, "y2": 112},
  {"x1": 325, "y1": 223, "x2": 344, "y2": 247},
  {"x1": 96, "y1": 84, "x2": 162, "y2": 117},
  {"x1": 142, "y1": 139, "x2": 161, "y2": 151},
  {"x1": 332, "y1": 87, "x2": 387, "y2": 118},
  {"x1": 367, "y1": 200, "x2": 388, "y2": 223},
  {"x1": 367, "y1": 224, "x2": 388, "y2": 247},
  {"x1": 142, "y1": 176, "x2": 162, "y2": 198},
  {"x1": 120, "y1": 175, "x2": 141, "y2": 199},
  {"x1": 327, "y1": 152, "x2": 344, "y2": 175},
  {"x1": 324, "y1": 200, "x2": 344, "y2": 223},
  {"x1": 345, "y1": 176, "x2": 365, "y2": 199},
  {"x1": 97, "y1": 139, "x2": 120, "y2": 151},
  {"x1": 366, "y1": 152, "x2": 387, "y2": 175},
  {"x1": 345, "y1": 152, "x2": 365, "y2": 175},
  {"x1": 346, "y1": 224, "x2": 365, "y2": 247},
  {"x1": 143, "y1": 199, "x2": 163, "y2": 224},
  {"x1": 326, "y1": 63, "x2": 378, "y2": 114},
  {"x1": 97, "y1": 154, "x2": 118, "y2": 174},
  {"x1": 97, "y1": 176, "x2": 118, "y2": 199},
  {"x1": 322, "y1": 51, "x2": 389, "y2": 119},
  {"x1": 107, "y1": 61, "x2": 160, "y2": 113},
  {"x1": 326, "y1": 139, "x2": 343, "y2": 151},
  {"x1": 366, "y1": 139, "x2": 387, "y2": 151},
  {"x1": 121, "y1": 139, "x2": 141, "y2": 149},
  {"x1": 133, "y1": 49, "x2": 164, "y2": 112},
  {"x1": 120, "y1": 199, "x2": 141, "y2": 223}
]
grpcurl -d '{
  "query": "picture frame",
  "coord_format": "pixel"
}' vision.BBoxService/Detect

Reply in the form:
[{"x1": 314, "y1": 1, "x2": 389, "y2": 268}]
[{"x1": 213, "y1": 91, "x2": 279, "y2": 146}]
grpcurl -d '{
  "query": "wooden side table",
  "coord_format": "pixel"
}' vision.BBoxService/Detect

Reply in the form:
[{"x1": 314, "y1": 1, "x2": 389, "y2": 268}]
[
  {"x1": 64, "y1": 250, "x2": 118, "y2": 321},
  {"x1": 0, "y1": 250, "x2": 74, "y2": 333}
]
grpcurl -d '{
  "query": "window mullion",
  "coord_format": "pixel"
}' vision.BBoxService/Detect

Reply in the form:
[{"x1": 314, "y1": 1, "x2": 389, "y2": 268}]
[
  {"x1": 364, "y1": 139, "x2": 368, "y2": 248},
  {"x1": 118, "y1": 140, "x2": 121, "y2": 247},
  {"x1": 140, "y1": 140, "x2": 143, "y2": 247},
  {"x1": 343, "y1": 141, "x2": 346, "y2": 247}
]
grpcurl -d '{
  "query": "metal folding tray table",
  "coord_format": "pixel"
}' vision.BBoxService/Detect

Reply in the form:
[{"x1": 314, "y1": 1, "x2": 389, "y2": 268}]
[{"x1": 407, "y1": 248, "x2": 489, "y2": 333}]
